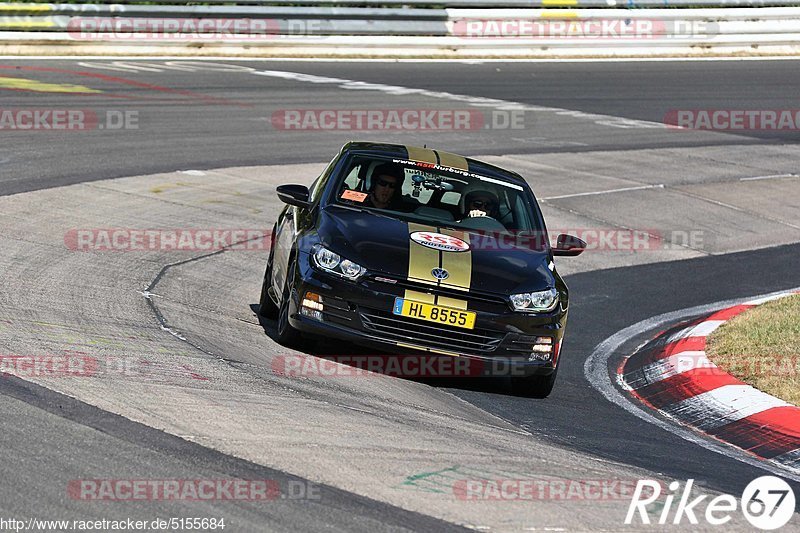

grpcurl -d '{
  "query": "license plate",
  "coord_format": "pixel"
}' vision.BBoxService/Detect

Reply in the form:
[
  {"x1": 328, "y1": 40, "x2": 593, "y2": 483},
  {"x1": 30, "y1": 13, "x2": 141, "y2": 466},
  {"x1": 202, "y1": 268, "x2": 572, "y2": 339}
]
[{"x1": 392, "y1": 298, "x2": 476, "y2": 330}]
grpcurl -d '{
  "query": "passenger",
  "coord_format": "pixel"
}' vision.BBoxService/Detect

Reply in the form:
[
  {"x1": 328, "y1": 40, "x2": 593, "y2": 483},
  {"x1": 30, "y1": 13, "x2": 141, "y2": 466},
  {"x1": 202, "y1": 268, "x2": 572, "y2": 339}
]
[{"x1": 458, "y1": 183, "x2": 500, "y2": 221}]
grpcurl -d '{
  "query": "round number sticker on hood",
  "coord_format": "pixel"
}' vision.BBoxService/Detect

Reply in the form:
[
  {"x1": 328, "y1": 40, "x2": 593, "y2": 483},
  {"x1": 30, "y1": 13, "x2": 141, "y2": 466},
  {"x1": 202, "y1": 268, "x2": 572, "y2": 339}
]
[{"x1": 410, "y1": 231, "x2": 470, "y2": 252}]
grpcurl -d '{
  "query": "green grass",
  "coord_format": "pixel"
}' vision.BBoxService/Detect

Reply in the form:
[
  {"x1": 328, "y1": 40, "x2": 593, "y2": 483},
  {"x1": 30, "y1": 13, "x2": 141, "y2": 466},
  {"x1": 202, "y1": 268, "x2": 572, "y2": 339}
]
[{"x1": 705, "y1": 294, "x2": 800, "y2": 406}]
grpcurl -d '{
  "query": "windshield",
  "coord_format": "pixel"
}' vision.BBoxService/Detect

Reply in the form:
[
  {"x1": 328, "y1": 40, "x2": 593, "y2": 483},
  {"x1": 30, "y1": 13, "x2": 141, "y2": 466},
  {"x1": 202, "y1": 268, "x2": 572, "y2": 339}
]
[{"x1": 331, "y1": 155, "x2": 543, "y2": 234}]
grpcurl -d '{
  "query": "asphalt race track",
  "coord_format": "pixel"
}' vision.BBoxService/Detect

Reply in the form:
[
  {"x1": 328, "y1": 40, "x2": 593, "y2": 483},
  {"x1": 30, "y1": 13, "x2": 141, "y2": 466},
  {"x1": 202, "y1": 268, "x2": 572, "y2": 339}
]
[
  {"x1": 1, "y1": 59, "x2": 799, "y2": 531},
  {"x1": 2, "y1": 59, "x2": 800, "y2": 195}
]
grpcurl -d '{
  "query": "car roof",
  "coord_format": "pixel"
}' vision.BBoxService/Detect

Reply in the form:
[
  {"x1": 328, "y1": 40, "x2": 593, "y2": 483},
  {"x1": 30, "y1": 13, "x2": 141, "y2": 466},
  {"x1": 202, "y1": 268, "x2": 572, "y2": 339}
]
[{"x1": 339, "y1": 141, "x2": 529, "y2": 188}]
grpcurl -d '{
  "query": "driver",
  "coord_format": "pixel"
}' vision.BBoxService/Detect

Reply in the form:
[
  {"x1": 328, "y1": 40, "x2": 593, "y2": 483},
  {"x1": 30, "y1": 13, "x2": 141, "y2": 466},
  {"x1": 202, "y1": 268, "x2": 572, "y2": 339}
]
[
  {"x1": 458, "y1": 183, "x2": 500, "y2": 221},
  {"x1": 366, "y1": 163, "x2": 405, "y2": 210}
]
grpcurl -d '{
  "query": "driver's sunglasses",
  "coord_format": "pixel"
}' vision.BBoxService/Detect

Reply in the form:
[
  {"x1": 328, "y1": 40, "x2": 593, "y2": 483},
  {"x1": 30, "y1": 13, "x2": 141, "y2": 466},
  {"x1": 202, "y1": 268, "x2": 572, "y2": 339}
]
[
  {"x1": 376, "y1": 178, "x2": 398, "y2": 189},
  {"x1": 470, "y1": 199, "x2": 495, "y2": 209}
]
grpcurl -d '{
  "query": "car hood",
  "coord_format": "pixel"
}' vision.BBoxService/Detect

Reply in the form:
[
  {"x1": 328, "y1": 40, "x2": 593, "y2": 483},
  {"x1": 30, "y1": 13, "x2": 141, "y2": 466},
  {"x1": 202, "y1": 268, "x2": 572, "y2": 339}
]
[{"x1": 318, "y1": 206, "x2": 555, "y2": 295}]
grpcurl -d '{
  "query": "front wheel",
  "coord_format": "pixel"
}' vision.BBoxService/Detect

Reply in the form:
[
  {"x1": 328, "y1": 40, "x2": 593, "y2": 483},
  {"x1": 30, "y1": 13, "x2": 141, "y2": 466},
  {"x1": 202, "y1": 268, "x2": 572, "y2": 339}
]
[
  {"x1": 258, "y1": 259, "x2": 279, "y2": 319},
  {"x1": 511, "y1": 368, "x2": 558, "y2": 399},
  {"x1": 275, "y1": 257, "x2": 301, "y2": 347}
]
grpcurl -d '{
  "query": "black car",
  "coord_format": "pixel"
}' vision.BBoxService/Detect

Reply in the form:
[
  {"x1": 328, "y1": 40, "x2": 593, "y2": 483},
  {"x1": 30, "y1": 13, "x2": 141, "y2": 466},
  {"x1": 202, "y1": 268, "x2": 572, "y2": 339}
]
[{"x1": 259, "y1": 141, "x2": 585, "y2": 397}]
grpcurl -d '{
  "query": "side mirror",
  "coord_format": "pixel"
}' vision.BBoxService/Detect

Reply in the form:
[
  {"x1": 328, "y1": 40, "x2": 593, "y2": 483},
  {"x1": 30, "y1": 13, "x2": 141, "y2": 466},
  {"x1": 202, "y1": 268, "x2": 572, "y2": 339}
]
[
  {"x1": 277, "y1": 184, "x2": 310, "y2": 208},
  {"x1": 553, "y1": 234, "x2": 586, "y2": 257}
]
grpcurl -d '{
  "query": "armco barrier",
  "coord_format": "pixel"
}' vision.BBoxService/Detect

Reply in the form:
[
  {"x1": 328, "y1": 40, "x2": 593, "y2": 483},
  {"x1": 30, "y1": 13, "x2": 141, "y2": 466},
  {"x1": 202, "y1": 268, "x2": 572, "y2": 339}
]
[
  {"x1": 3, "y1": 0, "x2": 800, "y2": 7},
  {"x1": 1, "y1": 2, "x2": 799, "y2": 57}
]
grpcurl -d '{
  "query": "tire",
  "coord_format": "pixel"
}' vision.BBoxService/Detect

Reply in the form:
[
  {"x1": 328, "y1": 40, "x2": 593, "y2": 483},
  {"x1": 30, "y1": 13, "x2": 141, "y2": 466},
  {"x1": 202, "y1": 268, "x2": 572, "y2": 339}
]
[
  {"x1": 275, "y1": 256, "x2": 300, "y2": 347},
  {"x1": 511, "y1": 368, "x2": 558, "y2": 399},
  {"x1": 258, "y1": 259, "x2": 279, "y2": 319}
]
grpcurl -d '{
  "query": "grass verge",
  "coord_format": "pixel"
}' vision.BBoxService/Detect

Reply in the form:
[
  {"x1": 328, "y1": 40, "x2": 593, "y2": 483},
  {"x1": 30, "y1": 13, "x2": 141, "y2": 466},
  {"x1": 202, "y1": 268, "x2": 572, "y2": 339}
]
[{"x1": 705, "y1": 294, "x2": 800, "y2": 406}]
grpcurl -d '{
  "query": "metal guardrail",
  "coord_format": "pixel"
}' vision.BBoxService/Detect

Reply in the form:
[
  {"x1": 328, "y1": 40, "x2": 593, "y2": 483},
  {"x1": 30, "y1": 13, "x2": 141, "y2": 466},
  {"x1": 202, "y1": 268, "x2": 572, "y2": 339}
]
[
  {"x1": 3, "y1": 0, "x2": 800, "y2": 8},
  {"x1": 1, "y1": 2, "x2": 799, "y2": 56},
  {"x1": 4, "y1": 5, "x2": 800, "y2": 33},
  {"x1": 1, "y1": 4, "x2": 451, "y2": 35}
]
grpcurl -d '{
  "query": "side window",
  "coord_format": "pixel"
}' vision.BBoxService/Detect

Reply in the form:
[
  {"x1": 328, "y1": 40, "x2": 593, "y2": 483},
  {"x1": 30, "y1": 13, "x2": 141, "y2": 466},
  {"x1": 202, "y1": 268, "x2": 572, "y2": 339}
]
[
  {"x1": 509, "y1": 193, "x2": 532, "y2": 230},
  {"x1": 342, "y1": 165, "x2": 362, "y2": 190},
  {"x1": 309, "y1": 154, "x2": 340, "y2": 203},
  {"x1": 336, "y1": 159, "x2": 371, "y2": 205},
  {"x1": 341, "y1": 161, "x2": 370, "y2": 191}
]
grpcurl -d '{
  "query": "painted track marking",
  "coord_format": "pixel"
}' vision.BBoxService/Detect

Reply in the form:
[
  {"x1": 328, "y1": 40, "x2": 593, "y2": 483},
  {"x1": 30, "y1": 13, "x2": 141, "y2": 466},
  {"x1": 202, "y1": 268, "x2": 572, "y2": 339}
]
[{"x1": 584, "y1": 287, "x2": 800, "y2": 482}]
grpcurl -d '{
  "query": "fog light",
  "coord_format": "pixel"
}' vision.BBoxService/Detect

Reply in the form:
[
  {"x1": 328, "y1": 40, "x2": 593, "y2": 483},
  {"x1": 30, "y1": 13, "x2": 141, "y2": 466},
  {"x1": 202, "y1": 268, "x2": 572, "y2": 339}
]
[
  {"x1": 301, "y1": 292, "x2": 324, "y2": 320},
  {"x1": 300, "y1": 307, "x2": 324, "y2": 321},
  {"x1": 302, "y1": 292, "x2": 323, "y2": 309},
  {"x1": 529, "y1": 350, "x2": 552, "y2": 362},
  {"x1": 530, "y1": 336, "x2": 554, "y2": 361}
]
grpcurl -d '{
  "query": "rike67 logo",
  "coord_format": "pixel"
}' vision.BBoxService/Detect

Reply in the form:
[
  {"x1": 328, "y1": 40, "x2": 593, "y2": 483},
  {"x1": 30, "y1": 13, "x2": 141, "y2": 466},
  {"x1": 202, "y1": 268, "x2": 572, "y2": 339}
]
[{"x1": 626, "y1": 476, "x2": 795, "y2": 530}]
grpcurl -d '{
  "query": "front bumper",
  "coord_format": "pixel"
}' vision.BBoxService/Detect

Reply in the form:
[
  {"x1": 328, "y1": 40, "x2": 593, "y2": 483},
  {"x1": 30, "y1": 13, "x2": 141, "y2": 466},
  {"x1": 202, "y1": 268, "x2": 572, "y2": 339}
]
[{"x1": 287, "y1": 251, "x2": 568, "y2": 377}]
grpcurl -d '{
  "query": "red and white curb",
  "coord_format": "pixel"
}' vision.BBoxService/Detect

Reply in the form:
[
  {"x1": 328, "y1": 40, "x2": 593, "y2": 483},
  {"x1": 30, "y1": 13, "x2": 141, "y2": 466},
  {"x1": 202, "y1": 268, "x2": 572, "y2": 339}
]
[{"x1": 620, "y1": 292, "x2": 800, "y2": 473}]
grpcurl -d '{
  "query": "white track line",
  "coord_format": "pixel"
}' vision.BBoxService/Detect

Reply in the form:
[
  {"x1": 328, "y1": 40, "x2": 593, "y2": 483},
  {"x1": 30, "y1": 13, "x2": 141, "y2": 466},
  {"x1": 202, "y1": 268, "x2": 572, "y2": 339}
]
[
  {"x1": 584, "y1": 287, "x2": 800, "y2": 482},
  {"x1": 740, "y1": 173, "x2": 799, "y2": 181},
  {"x1": 253, "y1": 69, "x2": 666, "y2": 129},
  {"x1": 542, "y1": 184, "x2": 665, "y2": 201},
  {"x1": 744, "y1": 293, "x2": 800, "y2": 305}
]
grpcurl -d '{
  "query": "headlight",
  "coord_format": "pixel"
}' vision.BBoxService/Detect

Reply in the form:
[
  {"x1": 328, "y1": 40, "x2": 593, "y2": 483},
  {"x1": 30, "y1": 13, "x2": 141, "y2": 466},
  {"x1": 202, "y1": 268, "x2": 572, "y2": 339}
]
[
  {"x1": 315, "y1": 247, "x2": 340, "y2": 270},
  {"x1": 510, "y1": 288, "x2": 559, "y2": 312},
  {"x1": 339, "y1": 259, "x2": 363, "y2": 278},
  {"x1": 312, "y1": 245, "x2": 366, "y2": 281}
]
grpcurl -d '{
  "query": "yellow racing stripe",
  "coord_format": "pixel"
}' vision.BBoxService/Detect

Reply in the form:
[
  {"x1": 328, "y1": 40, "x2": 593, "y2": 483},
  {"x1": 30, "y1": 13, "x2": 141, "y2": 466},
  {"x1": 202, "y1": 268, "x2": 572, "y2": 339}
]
[
  {"x1": 403, "y1": 290, "x2": 435, "y2": 304},
  {"x1": 438, "y1": 229, "x2": 472, "y2": 292},
  {"x1": 405, "y1": 223, "x2": 472, "y2": 312},
  {"x1": 407, "y1": 222, "x2": 439, "y2": 286},
  {"x1": 435, "y1": 151, "x2": 469, "y2": 171},
  {"x1": 405, "y1": 146, "x2": 437, "y2": 164}
]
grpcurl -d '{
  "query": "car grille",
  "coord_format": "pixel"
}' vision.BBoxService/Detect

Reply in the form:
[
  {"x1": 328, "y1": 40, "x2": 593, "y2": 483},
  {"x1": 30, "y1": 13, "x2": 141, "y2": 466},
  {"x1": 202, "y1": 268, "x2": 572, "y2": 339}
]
[
  {"x1": 366, "y1": 276, "x2": 510, "y2": 313},
  {"x1": 359, "y1": 310, "x2": 504, "y2": 354}
]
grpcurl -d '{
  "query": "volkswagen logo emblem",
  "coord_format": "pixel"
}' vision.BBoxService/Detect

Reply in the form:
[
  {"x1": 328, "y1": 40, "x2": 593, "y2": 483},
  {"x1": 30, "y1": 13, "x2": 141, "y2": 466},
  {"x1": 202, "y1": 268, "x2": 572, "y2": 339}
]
[{"x1": 431, "y1": 268, "x2": 449, "y2": 280}]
